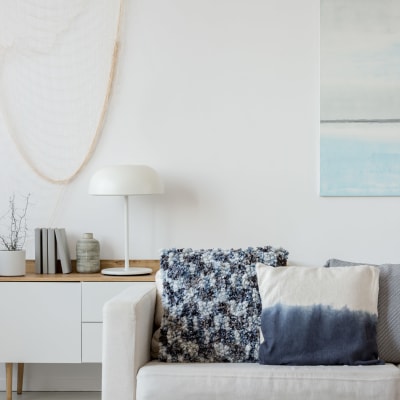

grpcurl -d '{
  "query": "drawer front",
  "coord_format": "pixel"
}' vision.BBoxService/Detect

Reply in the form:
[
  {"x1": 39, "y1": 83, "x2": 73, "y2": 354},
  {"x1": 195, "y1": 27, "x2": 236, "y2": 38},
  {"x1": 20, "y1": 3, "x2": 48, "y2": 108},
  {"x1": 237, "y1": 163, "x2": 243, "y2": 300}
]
[
  {"x1": 82, "y1": 323, "x2": 102, "y2": 363},
  {"x1": 81, "y1": 281, "x2": 154, "y2": 322},
  {"x1": 0, "y1": 282, "x2": 81, "y2": 363}
]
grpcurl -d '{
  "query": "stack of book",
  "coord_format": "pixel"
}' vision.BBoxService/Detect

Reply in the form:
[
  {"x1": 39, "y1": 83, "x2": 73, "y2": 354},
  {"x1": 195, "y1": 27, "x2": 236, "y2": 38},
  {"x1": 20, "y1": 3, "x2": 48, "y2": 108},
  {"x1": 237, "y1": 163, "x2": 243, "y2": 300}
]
[{"x1": 34, "y1": 228, "x2": 72, "y2": 274}]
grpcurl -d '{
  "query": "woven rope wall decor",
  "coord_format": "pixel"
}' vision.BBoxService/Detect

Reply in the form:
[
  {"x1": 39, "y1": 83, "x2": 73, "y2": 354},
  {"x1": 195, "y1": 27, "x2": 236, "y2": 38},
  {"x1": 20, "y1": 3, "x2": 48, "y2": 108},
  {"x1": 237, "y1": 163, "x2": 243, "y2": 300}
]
[{"x1": 0, "y1": 0, "x2": 122, "y2": 184}]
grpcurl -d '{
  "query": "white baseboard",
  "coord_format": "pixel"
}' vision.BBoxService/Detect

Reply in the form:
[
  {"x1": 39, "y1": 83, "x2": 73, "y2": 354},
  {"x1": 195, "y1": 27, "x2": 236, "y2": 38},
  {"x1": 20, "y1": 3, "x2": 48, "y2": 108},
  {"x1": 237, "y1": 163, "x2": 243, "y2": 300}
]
[{"x1": 0, "y1": 363, "x2": 102, "y2": 391}]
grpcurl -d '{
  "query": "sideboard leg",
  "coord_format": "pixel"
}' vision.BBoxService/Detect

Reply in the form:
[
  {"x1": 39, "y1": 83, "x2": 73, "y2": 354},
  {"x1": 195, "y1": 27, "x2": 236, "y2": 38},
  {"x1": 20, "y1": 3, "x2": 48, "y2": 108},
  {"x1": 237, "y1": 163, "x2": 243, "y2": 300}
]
[
  {"x1": 17, "y1": 363, "x2": 24, "y2": 394},
  {"x1": 6, "y1": 363, "x2": 12, "y2": 400}
]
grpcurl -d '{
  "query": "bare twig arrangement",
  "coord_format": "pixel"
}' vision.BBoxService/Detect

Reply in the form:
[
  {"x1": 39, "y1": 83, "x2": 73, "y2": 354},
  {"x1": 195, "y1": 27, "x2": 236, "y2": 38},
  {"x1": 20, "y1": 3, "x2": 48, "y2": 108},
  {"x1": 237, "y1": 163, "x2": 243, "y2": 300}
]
[{"x1": 0, "y1": 193, "x2": 31, "y2": 251}]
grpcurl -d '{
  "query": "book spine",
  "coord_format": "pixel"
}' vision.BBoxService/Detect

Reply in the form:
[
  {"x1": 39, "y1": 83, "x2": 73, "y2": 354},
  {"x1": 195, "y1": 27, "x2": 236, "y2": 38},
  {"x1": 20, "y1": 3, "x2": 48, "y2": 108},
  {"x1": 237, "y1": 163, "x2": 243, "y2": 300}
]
[
  {"x1": 47, "y1": 228, "x2": 56, "y2": 274},
  {"x1": 42, "y1": 228, "x2": 48, "y2": 274},
  {"x1": 55, "y1": 228, "x2": 72, "y2": 274},
  {"x1": 34, "y1": 228, "x2": 42, "y2": 274}
]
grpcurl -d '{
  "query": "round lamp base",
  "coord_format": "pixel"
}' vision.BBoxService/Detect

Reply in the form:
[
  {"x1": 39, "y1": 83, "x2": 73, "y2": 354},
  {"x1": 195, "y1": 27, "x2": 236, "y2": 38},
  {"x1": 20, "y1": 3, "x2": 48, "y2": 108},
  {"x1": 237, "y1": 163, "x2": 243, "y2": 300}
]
[{"x1": 101, "y1": 267, "x2": 152, "y2": 276}]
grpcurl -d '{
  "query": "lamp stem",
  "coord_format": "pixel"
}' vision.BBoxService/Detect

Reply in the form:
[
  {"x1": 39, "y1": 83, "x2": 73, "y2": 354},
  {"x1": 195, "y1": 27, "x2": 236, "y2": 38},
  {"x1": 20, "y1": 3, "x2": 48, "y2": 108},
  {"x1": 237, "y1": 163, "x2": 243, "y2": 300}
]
[{"x1": 124, "y1": 195, "x2": 129, "y2": 270}]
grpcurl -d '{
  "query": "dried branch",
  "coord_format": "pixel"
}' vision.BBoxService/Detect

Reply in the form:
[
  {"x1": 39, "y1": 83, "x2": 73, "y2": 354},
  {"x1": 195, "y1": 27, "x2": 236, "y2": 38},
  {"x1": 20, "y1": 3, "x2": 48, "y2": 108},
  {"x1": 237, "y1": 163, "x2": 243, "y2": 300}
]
[{"x1": 0, "y1": 193, "x2": 31, "y2": 251}]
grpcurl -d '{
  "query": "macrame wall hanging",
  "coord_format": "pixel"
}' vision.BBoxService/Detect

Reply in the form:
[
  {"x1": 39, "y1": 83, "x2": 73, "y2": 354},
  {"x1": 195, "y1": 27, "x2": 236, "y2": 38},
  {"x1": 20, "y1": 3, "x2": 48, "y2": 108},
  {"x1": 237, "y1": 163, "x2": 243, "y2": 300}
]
[{"x1": 0, "y1": 0, "x2": 122, "y2": 185}]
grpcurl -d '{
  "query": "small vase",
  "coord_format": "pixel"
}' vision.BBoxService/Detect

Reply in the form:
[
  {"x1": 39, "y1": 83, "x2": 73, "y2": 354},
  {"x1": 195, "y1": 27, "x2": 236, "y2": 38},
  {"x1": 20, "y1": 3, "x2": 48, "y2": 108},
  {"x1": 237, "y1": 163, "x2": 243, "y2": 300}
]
[
  {"x1": 76, "y1": 233, "x2": 100, "y2": 273},
  {"x1": 0, "y1": 250, "x2": 26, "y2": 276}
]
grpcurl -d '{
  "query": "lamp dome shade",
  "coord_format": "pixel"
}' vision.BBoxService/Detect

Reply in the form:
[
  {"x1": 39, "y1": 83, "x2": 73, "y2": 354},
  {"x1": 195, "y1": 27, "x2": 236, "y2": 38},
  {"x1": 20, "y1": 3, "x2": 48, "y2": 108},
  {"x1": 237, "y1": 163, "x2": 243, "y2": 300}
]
[{"x1": 88, "y1": 165, "x2": 164, "y2": 195}]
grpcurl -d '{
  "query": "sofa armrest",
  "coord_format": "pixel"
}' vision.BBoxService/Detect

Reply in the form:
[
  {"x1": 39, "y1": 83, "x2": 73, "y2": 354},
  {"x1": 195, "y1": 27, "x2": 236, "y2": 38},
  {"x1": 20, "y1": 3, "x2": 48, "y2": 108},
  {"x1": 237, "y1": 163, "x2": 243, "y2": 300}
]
[{"x1": 102, "y1": 283, "x2": 156, "y2": 400}]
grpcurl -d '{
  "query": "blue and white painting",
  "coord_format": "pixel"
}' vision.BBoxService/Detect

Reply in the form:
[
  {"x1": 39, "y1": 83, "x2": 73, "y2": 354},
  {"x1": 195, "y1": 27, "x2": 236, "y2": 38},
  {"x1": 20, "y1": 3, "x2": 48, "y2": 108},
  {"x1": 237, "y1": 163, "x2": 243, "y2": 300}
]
[{"x1": 320, "y1": 0, "x2": 400, "y2": 196}]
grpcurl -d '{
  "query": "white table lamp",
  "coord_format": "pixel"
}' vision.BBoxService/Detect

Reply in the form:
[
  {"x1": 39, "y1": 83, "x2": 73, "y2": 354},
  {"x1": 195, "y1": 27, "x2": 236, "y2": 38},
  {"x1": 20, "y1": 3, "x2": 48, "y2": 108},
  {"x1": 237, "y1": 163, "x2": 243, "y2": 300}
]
[{"x1": 89, "y1": 165, "x2": 163, "y2": 276}]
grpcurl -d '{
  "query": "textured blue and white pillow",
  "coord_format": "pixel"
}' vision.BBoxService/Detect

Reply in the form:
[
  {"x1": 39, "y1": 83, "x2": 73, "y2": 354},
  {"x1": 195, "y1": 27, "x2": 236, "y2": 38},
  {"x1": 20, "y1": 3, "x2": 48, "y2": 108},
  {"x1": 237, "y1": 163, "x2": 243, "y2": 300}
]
[
  {"x1": 158, "y1": 246, "x2": 289, "y2": 363},
  {"x1": 256, "y1": 263, "x2": 381, "y2": 365}
]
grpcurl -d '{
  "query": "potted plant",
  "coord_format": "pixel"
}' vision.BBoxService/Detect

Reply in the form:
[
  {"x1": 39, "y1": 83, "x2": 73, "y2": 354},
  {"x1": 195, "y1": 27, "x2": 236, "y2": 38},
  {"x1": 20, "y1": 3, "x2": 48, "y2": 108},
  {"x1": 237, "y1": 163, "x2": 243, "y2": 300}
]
[{"x1": 0, "y1": 194, "x2": 30, "y2": 276}]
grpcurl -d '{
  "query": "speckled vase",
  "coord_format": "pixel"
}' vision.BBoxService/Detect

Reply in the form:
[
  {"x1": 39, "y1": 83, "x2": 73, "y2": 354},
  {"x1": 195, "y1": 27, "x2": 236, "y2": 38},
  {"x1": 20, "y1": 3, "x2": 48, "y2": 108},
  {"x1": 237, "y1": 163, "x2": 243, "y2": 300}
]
[{"x1": 76, "y1": 233, "x2": 100, "y2": 273}]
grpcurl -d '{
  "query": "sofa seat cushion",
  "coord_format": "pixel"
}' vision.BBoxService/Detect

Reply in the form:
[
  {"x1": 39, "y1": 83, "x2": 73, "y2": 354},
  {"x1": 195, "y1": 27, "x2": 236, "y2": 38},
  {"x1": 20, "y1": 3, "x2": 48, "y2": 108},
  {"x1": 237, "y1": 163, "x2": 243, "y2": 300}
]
[{"x1": 137, "y1": 361, "x2": 400, "y2": 400}]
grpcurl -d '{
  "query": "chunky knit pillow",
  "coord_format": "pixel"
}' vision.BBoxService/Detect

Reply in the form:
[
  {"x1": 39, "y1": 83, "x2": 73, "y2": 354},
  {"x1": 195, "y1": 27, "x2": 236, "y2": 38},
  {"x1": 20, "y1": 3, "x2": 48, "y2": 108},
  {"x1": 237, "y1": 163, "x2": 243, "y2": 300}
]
[{"x1": 158, "y1": 246, "x2": 288, "y2": 363}]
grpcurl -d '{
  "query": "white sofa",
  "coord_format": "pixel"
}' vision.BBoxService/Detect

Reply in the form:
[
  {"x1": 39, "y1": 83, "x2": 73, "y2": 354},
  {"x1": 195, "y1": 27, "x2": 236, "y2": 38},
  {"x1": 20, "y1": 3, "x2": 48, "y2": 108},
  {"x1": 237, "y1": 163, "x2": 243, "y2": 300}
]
[{"x1": 101, "y1": 284, "x2": 400, "y2": 400}]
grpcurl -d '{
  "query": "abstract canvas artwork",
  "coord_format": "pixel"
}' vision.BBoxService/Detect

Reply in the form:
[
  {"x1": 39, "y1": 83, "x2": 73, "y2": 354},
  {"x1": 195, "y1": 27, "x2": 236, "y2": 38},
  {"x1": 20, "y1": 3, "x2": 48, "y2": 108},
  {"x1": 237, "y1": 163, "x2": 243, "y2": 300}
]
[{"x1": 320, "y1": 0, "x2": 400, "y2": 196}]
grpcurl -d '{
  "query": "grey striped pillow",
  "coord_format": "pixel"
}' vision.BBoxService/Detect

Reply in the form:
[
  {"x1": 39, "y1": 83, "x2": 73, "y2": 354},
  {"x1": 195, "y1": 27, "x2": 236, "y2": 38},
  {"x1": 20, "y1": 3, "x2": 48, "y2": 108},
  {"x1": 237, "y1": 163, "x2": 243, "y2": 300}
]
[{"x1": 325, "y1": 259, "x2": 400, "y2": 363}]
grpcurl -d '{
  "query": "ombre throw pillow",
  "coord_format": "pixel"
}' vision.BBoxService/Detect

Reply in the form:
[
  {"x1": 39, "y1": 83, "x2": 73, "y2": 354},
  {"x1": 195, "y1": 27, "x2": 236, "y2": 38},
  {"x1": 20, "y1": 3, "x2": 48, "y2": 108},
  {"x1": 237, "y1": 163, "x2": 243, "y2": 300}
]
[{"x1": 256, "y1": 263, "x2": 382, "y2": 365}]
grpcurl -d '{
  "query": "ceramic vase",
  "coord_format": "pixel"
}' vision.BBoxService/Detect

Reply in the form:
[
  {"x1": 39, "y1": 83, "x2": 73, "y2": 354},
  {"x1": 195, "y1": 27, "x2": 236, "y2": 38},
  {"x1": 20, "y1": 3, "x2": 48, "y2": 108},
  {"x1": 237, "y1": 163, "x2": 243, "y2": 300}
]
[
  {"x1": 0, "y1": 250, "x2": 26, "y2": 276},
  {"x1": 76, "y1": 233, "x2": 100, "y2": 273}
]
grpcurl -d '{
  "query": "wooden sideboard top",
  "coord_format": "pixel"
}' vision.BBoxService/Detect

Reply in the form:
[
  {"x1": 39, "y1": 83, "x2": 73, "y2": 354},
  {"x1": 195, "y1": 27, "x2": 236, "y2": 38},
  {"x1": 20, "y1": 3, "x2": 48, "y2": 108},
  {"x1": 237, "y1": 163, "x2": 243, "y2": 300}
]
[{"x1": 0, "y1": 259, "x2": 159, "y2": 282}]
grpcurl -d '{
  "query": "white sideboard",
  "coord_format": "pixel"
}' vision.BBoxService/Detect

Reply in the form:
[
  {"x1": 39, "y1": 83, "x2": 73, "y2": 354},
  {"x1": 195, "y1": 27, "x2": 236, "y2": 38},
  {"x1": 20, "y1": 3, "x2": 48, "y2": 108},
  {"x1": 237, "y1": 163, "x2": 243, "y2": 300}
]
[
  {"x1": 0, "y1": 280, "x2": 155, "y2": 364},
  {"x1": 0, "y1": 267, "x2": 157, "y2": 399}
]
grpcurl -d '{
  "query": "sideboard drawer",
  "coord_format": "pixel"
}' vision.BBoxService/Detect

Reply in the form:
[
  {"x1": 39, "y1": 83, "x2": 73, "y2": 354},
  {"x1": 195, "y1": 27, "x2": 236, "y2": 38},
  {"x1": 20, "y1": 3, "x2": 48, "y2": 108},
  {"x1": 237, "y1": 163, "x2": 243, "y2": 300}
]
[
  {"x1": 81, "y1": 281, "x2": 155, "y2": 362},
  {"x1": 82, "y1": 323, "x2": 102, "y2": 363},
  {"x1": 82, "y1": 281, "x2": 155, "y2": 322}
]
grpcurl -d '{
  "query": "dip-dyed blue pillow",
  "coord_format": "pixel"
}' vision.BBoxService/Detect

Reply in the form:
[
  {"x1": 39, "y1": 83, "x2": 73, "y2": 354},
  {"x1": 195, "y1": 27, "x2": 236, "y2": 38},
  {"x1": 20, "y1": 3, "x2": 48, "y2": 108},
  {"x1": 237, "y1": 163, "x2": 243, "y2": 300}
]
[{"x1": 256, "y1": 264, "x2": 382, "y2": 366}]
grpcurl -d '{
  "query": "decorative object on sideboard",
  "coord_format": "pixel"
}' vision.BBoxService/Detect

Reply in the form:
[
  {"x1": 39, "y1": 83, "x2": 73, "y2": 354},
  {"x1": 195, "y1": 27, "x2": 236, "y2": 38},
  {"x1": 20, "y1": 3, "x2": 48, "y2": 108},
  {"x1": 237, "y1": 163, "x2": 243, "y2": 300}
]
[
  {"x1": 89, "y1": 165, "x2": 164, "y2": 276},
  {"x1": 0, "y1": 194, "x2": 30, "y2": 276},
  {"x1": 76, "y1": 233, "x2": 100, "y2": 273},
  {"x1": 34, "y1": 227, "x2": 72, "y2": 274}
]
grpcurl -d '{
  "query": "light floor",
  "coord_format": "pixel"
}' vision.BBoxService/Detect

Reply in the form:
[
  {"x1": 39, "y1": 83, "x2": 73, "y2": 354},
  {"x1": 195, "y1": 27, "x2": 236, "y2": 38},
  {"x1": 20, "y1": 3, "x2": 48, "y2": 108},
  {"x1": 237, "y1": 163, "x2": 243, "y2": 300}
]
[{"x1": 0, "y1": 392, "x2": 100, "y2": 400}]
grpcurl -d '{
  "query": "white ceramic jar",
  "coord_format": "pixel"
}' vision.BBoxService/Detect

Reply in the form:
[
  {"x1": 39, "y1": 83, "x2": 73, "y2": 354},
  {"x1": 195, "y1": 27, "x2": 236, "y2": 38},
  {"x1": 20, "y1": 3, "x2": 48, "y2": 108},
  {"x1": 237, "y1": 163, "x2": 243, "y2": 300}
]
[{"x1": 0, "y1": 250, "x2": 26, "y2": 276}]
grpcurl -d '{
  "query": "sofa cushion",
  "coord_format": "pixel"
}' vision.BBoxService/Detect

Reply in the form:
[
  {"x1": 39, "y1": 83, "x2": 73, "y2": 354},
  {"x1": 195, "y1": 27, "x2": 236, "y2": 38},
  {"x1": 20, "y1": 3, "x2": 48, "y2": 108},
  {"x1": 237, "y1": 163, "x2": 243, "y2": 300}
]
[
  {"x1": 256, "y1": 263, "x2": 381, "y2": 365},
  {"x1": 325, "y1": 258, "x2": 400, "y2": 363},
  {"x1": 158, "y1": 246, "x2": 288, "y2": 363},
  {"x1": 137, "y1": 360, "x2": 400, "y2": 400}
]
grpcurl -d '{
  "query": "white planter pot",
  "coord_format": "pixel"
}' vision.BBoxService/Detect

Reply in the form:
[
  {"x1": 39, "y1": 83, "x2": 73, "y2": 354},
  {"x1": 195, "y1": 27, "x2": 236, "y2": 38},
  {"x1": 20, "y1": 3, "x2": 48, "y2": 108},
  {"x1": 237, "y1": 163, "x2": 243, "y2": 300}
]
[{"x1": 0, "y1": 250, "x2": 26, "y2": 276}]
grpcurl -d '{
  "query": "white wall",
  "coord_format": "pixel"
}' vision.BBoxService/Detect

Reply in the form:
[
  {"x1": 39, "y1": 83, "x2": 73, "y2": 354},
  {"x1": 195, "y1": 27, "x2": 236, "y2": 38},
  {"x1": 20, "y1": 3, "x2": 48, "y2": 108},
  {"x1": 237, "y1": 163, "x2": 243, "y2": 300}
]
[{"x1": 1, "y1": 0, "x2": 399, "y2": 391}]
